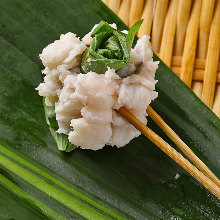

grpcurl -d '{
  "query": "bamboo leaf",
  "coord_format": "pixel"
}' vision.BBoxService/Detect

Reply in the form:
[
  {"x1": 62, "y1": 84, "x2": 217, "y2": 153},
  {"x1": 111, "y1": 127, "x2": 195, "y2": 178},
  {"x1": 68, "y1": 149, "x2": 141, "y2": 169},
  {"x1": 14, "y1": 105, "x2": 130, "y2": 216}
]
[{"x1": 0, "y1": 0, "x2": 219, "y2": 219}]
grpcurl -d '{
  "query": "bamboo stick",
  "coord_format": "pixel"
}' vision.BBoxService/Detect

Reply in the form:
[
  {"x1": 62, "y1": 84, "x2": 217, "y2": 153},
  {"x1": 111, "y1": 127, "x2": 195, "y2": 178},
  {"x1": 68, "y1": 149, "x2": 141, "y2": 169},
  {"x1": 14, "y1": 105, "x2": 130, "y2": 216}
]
[
  {"x1": 192, "y1": 82, "x2": 203, "y2": 98},
  {"x1": 160, "y1": 0, "x2": 179, "y2": 67},
  {"x1": 117, "y1": 107, "x2": 220, "y2": 199},
  {"x1": 174, "y1": 0, "x2": 192, "y2": 56},
  {"x1": 138, "y1": 0, "x2": 154, "y2": 37},
  {"x1": 171, "y1": 66, "x2": 220, "y2": 83},
  {"x1": 198, "y1": 0, "x2": 215, "y2": 59},
  {"x1": 151, "y1": 0, "x2": 169, "y2": 53},
  {"x1": 107, "y1": 0, "x2": 121, "y2": 14},
  {"x1": 171, "y1": 56, "x2": 220, "y2": 71},
  {"x1": 202, "y1": 0, "x2": 220, "y2": 108},
  {"x1": 118, "y1": 0, "x2": 131, "y2": 26},
  {"x1": 129, "y1": 0, "x2": 144, "y2": 27},
  {"x1": 147, "y1": 106, "x2": 220, "y2": 188},
  {"x1": 194, "y1": 0, "x2": 215, "y2": 100},
  {"x1": 102, "y1": 0, "x2": 109, "y2": 4},
  {"x1": 180, "y1": 0, "x2": 202, "y2": 88},
  {"x1": 213, "y1": 85, "x2": 220, "y2": 117},
  {"x1": 171, "y1": 57, "x2": 220, "y2": 100}
]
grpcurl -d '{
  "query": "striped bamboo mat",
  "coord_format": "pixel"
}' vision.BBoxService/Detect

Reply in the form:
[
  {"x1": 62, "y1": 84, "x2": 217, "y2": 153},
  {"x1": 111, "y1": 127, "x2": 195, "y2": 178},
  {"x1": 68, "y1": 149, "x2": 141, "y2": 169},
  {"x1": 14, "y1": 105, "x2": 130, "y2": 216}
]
[{"x1": 102, "y1": 0, "x2": 220, "y2": 118}]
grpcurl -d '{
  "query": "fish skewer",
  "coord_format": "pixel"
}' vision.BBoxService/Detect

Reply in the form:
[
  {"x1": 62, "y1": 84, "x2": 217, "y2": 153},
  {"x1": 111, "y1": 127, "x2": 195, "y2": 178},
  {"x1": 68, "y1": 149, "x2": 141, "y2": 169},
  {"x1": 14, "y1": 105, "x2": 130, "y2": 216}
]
[{"x1": 117, "y1": 106, "x2": 220, "y2": 199}]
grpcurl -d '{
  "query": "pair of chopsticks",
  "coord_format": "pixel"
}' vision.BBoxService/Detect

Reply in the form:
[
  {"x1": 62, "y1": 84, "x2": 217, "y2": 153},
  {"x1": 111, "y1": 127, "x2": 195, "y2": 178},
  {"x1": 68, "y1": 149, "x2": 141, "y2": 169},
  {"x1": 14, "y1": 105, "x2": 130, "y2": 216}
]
[{"x1": 116, "y1": 106, "x2": 220, "y2": 199}]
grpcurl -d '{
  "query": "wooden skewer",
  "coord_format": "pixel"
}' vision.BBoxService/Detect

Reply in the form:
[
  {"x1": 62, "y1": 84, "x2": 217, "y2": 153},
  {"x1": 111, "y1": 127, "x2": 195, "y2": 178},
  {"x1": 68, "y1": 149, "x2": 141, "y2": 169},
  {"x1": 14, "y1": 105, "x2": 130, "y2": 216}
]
[
  {"x1": 147, "y1": 106, "x2": 220, "y2": 188},
  {"x1": 117, "y1": 107, "x2": 220, "y2": 199}
]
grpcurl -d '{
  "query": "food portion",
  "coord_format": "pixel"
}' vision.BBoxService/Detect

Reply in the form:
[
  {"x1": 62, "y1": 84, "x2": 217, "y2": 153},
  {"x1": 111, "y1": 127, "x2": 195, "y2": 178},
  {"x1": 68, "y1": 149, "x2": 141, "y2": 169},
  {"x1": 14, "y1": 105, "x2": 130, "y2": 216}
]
[
  {"x1": 37, "y1": 33, "x2": 87, "y2": 106},
  {"x1": 36, "y1": 21, "x2": 159, "y2": 151}
]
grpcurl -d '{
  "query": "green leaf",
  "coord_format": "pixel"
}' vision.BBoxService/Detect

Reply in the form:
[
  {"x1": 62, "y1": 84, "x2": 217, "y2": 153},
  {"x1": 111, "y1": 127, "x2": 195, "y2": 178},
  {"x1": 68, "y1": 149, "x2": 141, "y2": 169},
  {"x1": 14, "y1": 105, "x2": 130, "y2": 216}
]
[
  {"x1": 81, "y1": 20, "x2": 142, "y2": 74},
  {"x1": 43, "y1": 98, "x2": 77, "y2": 152},
  {"x1": 126, "y1": 19, "x2": 143, "y2": 50},
  {"x1": 0, "y1": 0, "x2": 220, "y2": 219}
]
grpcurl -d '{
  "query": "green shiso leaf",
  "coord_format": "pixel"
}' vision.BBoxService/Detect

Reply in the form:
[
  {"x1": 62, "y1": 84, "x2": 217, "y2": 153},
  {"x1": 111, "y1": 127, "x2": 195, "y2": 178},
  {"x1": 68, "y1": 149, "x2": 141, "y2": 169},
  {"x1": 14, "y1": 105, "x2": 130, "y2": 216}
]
[
  {"x1": 43, "y1": 98, "x2": 77, "y2": 152},
  {"x1": 81, "y1": 20, "x2": 143, "y2": 74},
  {"x1": 126, "y1": 19, "x2": 143, "y2": 50}
]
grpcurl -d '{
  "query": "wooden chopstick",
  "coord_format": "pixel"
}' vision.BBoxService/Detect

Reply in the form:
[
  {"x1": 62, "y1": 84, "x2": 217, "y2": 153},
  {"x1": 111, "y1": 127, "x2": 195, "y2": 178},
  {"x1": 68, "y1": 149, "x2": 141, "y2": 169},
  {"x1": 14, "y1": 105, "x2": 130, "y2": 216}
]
[
  {"x1": 147, "y1": 106, "x2": 220, "y2": 188},
  {"x1": 116, "y1": 107, "x2": 220, "y2": 199}
]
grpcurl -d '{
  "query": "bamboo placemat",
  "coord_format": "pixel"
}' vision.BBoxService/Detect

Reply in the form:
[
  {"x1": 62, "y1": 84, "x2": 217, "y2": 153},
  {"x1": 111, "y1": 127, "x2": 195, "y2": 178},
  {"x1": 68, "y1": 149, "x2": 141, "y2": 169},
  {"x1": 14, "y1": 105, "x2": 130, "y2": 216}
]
[{"x1": 102, "y1": 0, "x2": 220, "y2": 118}]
